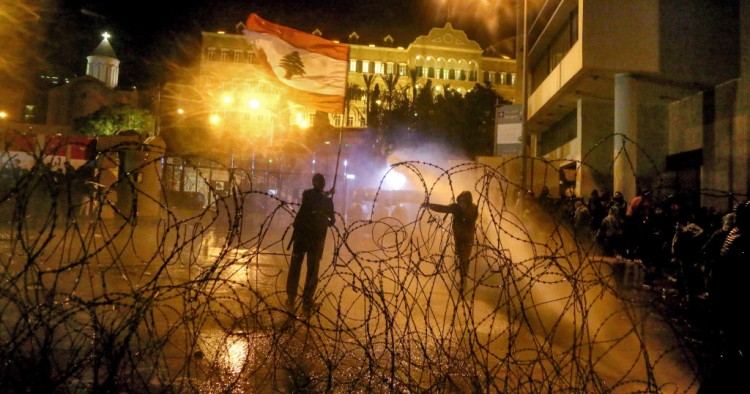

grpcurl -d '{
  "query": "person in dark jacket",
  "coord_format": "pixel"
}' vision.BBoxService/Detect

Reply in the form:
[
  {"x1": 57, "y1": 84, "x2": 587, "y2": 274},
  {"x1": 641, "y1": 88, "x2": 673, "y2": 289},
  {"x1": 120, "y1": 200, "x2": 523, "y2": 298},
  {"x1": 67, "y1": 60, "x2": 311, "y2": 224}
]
[
  {"x1": 422, "y1": 191, "x2": 479, "y2": 294},
  {"x1": 286, "y1": 173, "x2": 335, "y2": 315},
  {"x1": 700, "y1": 201, "x2": 750, "y2": 393}
]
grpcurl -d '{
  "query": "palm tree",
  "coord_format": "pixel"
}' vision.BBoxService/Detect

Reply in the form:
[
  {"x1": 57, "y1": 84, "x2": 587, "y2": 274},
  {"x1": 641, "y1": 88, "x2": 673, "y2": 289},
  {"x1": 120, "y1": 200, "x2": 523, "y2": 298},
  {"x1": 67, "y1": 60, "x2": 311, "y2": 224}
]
[
  {"x1": 381, "y1": 73, "x2": 400, "y2": 111},
  {"x1": 344, "y1": 83, "x2": 364, "y2": 127},
  {"x1": 362, "y1": 74, "x2": 376, "y2": 126},
  {"x1": 407, "y1": 67, "x2": 420, "y2": 109}
]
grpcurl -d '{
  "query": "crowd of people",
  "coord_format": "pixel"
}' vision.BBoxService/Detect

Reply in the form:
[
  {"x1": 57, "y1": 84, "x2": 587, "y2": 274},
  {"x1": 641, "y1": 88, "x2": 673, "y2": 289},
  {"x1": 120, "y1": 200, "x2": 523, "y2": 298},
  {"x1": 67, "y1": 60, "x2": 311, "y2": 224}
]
[
  {"x1": 516, "y1": 186, "x2": 746, "y2": 302},
  {"x1": 516, "y1": 186, "x2": 750, "y2": 390}
]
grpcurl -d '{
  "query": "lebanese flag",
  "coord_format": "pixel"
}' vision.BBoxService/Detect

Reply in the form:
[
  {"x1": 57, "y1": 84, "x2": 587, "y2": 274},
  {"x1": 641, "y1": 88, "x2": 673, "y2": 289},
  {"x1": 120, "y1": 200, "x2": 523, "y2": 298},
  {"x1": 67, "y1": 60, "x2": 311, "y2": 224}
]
[{"x1": 244, "y1": 13, "x2": 349, "y2": 114}]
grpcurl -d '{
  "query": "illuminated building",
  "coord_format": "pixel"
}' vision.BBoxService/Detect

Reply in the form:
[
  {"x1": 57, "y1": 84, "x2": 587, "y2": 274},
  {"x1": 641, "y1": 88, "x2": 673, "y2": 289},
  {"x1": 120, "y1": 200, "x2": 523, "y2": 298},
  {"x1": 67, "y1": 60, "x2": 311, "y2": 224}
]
[
  {"x1": 518, "y1": 0, "x2": 746, "y2": 209},
  {"x1": 47, "y1": 33, "x2": 136, "y2": 128},
  {"x1": 171, "y1": 22, "x2": 517, "y2": 137}
]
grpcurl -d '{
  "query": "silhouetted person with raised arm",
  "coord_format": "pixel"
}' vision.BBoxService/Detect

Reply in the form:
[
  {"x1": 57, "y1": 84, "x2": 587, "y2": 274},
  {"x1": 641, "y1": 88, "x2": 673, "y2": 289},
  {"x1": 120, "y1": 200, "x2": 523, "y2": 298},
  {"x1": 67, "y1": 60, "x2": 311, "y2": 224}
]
[
  {"x1": 286, "y1": 173, "x2": 335, "y2": 316},
  {"x1": 422, "y1": 191, "x2": 478, "y2": 294}
]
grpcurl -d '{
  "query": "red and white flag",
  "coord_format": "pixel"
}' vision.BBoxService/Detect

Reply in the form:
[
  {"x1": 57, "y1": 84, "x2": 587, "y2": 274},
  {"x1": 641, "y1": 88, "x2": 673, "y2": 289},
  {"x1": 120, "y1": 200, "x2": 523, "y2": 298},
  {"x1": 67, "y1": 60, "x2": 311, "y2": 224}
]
[{"x1": 244, "y1": 13, "x2": 349, "y2": 114}]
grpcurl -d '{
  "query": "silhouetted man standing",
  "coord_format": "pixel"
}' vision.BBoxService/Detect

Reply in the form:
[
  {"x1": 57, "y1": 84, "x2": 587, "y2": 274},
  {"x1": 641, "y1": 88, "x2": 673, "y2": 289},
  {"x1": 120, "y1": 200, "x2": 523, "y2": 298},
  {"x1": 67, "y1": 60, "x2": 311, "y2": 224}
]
[
  {"x1": 286, "y1": 173, "x2": 335, "y2": 315},
  {"x1": 422, "y1": 191, "x2": 478, "y2": 294}
]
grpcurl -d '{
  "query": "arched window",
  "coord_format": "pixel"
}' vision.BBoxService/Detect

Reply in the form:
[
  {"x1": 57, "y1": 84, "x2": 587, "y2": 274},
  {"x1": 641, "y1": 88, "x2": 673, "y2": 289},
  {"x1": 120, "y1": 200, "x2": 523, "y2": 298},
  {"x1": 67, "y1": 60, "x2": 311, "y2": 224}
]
[{"x1": 467, "y1": 61, "x2": 478, "y2": 82}]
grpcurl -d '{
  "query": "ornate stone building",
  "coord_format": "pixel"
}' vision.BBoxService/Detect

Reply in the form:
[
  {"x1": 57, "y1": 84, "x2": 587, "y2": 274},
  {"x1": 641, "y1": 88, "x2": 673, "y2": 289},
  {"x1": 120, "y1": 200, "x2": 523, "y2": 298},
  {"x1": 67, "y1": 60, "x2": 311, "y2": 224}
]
[{"x1": 170, "y1": 22, "x2": 517, "y2": 139}]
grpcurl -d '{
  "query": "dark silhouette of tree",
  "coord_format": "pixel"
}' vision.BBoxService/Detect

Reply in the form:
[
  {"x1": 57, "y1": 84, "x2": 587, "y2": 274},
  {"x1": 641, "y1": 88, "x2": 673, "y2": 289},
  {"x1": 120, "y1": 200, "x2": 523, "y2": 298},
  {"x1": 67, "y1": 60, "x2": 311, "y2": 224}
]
[
  {"x1": 369, "y1": 84, "x2": 382, "y2": 128},
  {"x1": 464, "y1": 82, "x2": 510, "y2": 156},
  {"x1": 279, "y1": 51, "x2": 306, "y2": 79},
  {"x1": 381, "y1": 73, "x2": 400, "y2": 111},
  {"x1": 373, "y1": 80, "x2": 504, "y2": 159},
  {"x1": 362, "y1": 74, "x2": 376, "y2": 126},
  {"x1": 407, "y1": 67, "x2": 420, "y2": 109},
  {"x1": 344, "y1": 83, "x2": 364, "y2": 127},
  {"x1": 414, "y1": 79, "x2": 434, "y2": 134}
]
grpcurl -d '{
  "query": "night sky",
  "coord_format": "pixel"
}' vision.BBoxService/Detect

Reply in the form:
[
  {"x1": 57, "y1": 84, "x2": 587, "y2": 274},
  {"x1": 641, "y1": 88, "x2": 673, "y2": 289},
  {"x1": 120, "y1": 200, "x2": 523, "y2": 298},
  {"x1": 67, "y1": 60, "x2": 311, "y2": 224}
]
[{"x1": 44, "y1": 0, "x2": 518, "y2": 88}]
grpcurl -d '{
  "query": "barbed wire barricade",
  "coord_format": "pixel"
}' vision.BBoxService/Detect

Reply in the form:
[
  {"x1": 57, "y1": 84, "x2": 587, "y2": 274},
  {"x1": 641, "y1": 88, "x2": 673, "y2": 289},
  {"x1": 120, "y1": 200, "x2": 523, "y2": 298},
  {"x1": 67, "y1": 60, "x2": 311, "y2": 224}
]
[{"x1": 0, "y1": 137, "x2": 723, "y2": 393}]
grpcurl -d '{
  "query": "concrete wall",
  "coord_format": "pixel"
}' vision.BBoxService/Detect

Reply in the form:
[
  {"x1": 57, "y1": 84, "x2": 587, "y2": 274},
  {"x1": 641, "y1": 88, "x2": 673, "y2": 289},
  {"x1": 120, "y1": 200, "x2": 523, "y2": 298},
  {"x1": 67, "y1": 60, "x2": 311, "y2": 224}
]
[
  {"x1": 583, "y1": 0, "x2": 659, "y2": 73},
  {"x1": 636, "y1": 104, "x2": 669, "y2": 190},
  {"x1": 659, "y1": 0, "x2": 740, "y2": 86},
  {"x1": 669, "y1": 79, "x2": 747, "y2": 211},
  {"x1": 578, "y1": 98, "x2": 614, "y2": 196}
]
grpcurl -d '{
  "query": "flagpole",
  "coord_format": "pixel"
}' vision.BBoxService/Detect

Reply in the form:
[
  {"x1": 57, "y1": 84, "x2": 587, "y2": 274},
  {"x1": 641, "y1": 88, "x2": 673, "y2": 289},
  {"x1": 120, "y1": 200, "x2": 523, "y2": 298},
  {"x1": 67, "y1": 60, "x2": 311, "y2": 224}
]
[
  {"x1": 331, "y1": 62, "x2": 349, "y2": 196},
  {"x1": 331, "y1": 126, "x2": 344, "y2": 194}
]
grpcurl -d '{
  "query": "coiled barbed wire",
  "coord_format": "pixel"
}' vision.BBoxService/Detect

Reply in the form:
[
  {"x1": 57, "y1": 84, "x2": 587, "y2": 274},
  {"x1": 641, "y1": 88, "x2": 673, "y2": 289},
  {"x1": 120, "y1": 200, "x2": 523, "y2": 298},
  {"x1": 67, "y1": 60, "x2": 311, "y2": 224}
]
[{"x1": 0, "y1": 137, "x2": 727, "y2": 393}]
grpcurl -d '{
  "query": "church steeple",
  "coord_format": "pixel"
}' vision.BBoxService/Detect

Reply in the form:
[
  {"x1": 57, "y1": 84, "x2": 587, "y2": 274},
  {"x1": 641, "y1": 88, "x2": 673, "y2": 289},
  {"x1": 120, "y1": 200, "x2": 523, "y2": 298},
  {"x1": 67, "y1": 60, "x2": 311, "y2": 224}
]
[{"x1": 86, "y1": 32, "x2": 120, "y2": 88}]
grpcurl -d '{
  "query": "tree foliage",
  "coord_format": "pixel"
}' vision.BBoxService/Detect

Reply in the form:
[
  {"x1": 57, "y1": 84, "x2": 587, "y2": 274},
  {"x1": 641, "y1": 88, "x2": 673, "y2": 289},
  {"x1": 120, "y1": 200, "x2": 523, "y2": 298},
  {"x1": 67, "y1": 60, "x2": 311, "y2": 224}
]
[
  {"x1": 373, "y1": 81, "x2": 510, "y2": 159},
  {"x1": 73, "y1": 104, "x2": 155, "y2": 137}
]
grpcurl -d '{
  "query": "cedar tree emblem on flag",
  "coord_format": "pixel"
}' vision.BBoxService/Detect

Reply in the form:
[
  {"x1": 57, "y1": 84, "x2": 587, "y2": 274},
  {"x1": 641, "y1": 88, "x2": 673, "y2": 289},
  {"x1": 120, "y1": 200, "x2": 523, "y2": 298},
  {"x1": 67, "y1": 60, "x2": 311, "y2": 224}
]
[{"x1": 244, "y1": 13, "x2": 349, "y2": 114}]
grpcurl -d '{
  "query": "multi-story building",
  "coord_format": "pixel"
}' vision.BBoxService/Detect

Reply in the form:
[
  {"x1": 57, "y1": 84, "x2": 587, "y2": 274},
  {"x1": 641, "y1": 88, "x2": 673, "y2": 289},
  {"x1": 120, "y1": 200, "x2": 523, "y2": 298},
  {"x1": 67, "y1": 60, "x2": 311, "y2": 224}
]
[
  {"x1": 518, "y1": 0, "x2": 746, "y2": 210},
  {"x1": 164, "y1": 21, "x2": 517, "y2": 151}
]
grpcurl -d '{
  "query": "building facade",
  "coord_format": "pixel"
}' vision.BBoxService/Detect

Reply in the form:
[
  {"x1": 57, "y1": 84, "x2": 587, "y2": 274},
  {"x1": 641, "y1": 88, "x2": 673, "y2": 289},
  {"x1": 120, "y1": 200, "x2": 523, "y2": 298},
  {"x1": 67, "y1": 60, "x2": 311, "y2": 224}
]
[
  {"x1": 165, "y1": 22, "x2": 517, "y2": 144},
  {"x1": 518, "y1": 0, "x2": 746, "y2": 210}
]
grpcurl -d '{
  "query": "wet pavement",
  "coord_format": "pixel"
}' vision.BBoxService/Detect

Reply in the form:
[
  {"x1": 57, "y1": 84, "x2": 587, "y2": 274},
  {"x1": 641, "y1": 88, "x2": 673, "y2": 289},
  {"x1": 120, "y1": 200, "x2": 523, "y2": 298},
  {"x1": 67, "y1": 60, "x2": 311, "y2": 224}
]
[{"x1": 0, "y1": 212, "x2": 716, "y2": 393}]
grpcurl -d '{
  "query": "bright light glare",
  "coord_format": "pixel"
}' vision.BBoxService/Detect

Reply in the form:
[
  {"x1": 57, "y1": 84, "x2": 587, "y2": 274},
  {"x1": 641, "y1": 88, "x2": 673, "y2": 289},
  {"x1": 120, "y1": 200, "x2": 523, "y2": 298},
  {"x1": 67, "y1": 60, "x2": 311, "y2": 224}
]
[
  {"x1": 346, "y1": 174, "x2": 356, "y2": 180},
  {"x1": 0, "y1": 111, "x2": 7, "y2": 119},
  {"x1": 383, "y1": 169, "x2": 406, "y2": 190},
  {"x1": 221, "y1": 335, "x2": 249, "y2": 374},
  {"x1": 209, "y1": 114, "x2": 221, "y2": 125},
  {"x1": 223, "y1": 96, "x2": 232, "y2": 104},
  {"x1": 248, "y1": 99, "x2": 260, "y2": 109},
  {"x1": 177, "y1": 108, "x2": 184, "y2": 115}
]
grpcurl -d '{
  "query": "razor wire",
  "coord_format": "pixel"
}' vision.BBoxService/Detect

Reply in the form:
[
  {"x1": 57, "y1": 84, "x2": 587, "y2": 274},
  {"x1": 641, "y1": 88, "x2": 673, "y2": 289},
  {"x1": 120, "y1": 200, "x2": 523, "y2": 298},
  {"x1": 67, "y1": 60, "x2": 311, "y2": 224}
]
[{"x1": 0, "y1": 138, "x2": 728, "y2": 393}]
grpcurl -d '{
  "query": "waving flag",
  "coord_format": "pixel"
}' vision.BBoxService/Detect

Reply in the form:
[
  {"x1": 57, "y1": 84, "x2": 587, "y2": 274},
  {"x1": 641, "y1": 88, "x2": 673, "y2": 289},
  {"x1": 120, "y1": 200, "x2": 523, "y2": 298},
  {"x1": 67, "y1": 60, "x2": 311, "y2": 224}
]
[{"x1": 244, "y1": 13, "x2": 349, "y2": 114}]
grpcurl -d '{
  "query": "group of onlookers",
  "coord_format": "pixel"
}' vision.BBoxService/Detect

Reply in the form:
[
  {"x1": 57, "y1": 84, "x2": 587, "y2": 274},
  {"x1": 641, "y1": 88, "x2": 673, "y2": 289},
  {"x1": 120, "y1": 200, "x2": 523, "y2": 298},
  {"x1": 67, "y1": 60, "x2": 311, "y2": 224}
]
[{"x1": 519, "y1": 186, "x2": 749, "y2": 391}]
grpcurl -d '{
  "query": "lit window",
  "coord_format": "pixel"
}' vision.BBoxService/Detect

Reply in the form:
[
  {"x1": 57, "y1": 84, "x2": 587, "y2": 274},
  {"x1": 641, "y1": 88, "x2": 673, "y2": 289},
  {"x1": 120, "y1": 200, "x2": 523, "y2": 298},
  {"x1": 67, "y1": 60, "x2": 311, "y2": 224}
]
[
  {"x1": 247, "y1": 51, "x2": 256, "y2": 64},
  {"x1": 234, "y1": 50, "x2": 243, "y2": 62},
  {"x1": 499, "y1": 73, "x2": 507, "y2": 85},
  {"x1": 386, "y1": 62, "x2": 394, "y2": 74},
  {"x1": 489, "y1": 72, "x2": 496, "y2": 83},
  {"x1": 398, "y1": 63, "x2": 406, "y2": 76},
  {"x1": 349, "y1": 59, "x2": 357, "y2": 72},
  {"x1": 220, "y1": 49, "x2": 230, "y2": 62},
  {"x1": 374, "y1": 61, "x2": 383, "y2": 74},
  {"x1": 509, "y1": 73, "x2": 516, "y2": 85},
  {"x1": 207, "y1": 48, "x2": 217, "y2": 61},
  {"x1": 362, "y1": 61, "x2": 370, "y2": 73}
]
